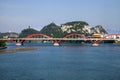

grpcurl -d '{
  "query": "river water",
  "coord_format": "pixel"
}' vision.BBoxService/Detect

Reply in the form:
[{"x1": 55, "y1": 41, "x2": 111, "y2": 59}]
[{"x1": 0, "y1": 43, "x2": 120, "y2": 80}]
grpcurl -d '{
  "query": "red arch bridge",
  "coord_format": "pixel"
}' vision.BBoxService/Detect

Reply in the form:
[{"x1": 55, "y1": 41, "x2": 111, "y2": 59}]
[{"x1": 0, "y1": 34, "x2": 120, "y2": 46}]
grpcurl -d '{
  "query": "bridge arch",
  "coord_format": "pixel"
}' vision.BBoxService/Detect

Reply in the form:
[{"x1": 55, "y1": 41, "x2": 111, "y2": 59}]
[
  {"x1": 58, "y1": 34, "x2": 87, "y2": 43},
  {"x1": 13, "y1": 34, "x2": 54, "y2": 45},
  {"x1": 90, "y1": 39, "x2": 102, "y2": 44},
  {"x1": 24, "y1": 34, "x2": 54, "y2": 43},
  {"x1": 103, "y1": 34, "x2": 120, "y2": 39},
  {"x1": 25, "y1": 34, "x2": 52, "y2": 38},
  {"x1": 90, "y1": 34, "x2": 120, "y2": 44}
]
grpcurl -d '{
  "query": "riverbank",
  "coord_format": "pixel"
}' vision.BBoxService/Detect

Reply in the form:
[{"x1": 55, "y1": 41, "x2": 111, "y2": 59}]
[
  {"x1": 0, "y1": 47, "x2": 37, "y2": 54},
  {"x1": 0, "y1": 47, "x2": 7, "y2": 50}
]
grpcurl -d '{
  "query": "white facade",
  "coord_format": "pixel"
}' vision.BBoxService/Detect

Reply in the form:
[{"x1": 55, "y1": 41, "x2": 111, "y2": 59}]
[{"x1": 105, "y1": 35, "x2": 120, "y2": 39}]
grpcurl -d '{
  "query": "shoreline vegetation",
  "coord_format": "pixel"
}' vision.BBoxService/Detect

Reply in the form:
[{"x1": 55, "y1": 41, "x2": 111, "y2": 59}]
[
  {"x1": 0, "y1": 40, "x2": 6, "y2": 48},
  {"x1": 0, "y1": 47, "x2": 37, "y2": 54},
  {"x1": 0, "y1": 40, "x2": 7, "y2": 51}
]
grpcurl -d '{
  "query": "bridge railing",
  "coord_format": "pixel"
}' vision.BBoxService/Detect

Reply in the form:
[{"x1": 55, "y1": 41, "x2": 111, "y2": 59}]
[{"x1": 1, "y1": 38, "x2": 120, "y2": 41}]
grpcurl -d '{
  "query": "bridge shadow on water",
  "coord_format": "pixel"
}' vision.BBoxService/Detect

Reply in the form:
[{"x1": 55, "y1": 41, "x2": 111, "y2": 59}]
[
  {"x1": 4, "y1": 42, "x2": 120, "y2": 53},
  {"x1": 6, "y1": 42, "x2": 120, "y2": 47}
]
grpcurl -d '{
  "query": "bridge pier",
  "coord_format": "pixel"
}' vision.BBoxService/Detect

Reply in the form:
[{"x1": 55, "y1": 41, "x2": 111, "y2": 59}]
[
  {"x1": 15, "y1": 39, "x2": 24, "y2": 46},
  {"x1": 90, "y1": 40, "x2": 101, "y2": 46}
]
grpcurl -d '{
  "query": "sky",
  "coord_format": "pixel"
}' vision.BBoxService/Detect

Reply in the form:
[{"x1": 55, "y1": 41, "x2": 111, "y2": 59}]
[{"x1": 0, "y1": 0, "x2": 120, "y2": 33}]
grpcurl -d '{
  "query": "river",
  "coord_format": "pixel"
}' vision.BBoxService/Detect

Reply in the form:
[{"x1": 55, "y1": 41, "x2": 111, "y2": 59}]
[{"x1": 0, "y1": 43, "x2": 120, "y2": 80}]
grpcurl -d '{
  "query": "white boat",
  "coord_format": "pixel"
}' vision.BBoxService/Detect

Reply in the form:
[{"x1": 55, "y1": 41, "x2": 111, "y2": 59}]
[
  {"x1": 16, "y1": 43, "x2": 22, "y2": 46},
  {"x1": 54, "y1": 43, "x2": 59, "y2": 46},
  {"x1": 92, "y1": 43, "x2": 99, "y2": 46}
]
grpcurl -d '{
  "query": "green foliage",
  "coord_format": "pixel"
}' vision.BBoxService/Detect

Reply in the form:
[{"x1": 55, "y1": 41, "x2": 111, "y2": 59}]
[
  {"x1": 19, "y1": 28, "x2": 39, "y2": 38},
  {"x1": 40, "y1": 23, "x2": 63, "y2": 38},
  {"x1": 63, "y1": 21, "x2": 89, "y2": 26},
  {"x1": 18, "y1": 21, "x2": 107, "y2": 38},
  {"x1": 0, "y1": 40, "x2": 6, "y2": 47}
]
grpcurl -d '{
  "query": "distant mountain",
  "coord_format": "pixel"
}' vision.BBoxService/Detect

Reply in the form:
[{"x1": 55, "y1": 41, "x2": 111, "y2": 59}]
[
  {"x1": 40, "y1": 23, "x2": 63, "y2": 37},
  {"x1": 61, "y1": 21, "x2": 107, "y2": 36},
  {"x1": 61, "y1": 21, "x2": 91, "y2": 36},
  {"x1": 18, "y1": 21, "x2": 108, "y2": 38},
  {"x1": 90, "y1": 25, "x2": 108, "y2": 35},
  {"x1": 19, "y1": 27, "x2": 39, "y2": 38}
]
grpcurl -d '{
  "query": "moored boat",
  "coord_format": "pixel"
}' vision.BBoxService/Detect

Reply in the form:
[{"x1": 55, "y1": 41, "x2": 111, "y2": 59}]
[
  {"x1": 92, "y1": 43, "x2": 99, "y2": 46},
  {"x1": 54, "y1": 43, "x2": 59, "y2": 46},
  {"x1": 16, "y1": 42, "x2": 22, "y2": 46}
]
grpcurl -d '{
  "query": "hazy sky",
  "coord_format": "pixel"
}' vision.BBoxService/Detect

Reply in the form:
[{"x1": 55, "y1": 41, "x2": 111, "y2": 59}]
[{"x1": 0, "y1": 0, "x2": 120, "y2": 33}]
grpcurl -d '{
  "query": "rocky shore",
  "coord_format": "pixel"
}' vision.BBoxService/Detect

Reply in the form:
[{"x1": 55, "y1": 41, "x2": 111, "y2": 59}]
[{"x1": 0, "y1": 47, "x2": 37, "y2": 54}]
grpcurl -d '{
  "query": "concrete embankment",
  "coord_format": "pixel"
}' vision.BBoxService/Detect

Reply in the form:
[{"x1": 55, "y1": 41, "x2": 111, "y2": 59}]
[{"x1": 0, "y1": 47, "x2": 37, "y2": 54}]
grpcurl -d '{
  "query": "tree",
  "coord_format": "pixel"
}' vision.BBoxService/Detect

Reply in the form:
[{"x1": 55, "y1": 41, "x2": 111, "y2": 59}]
[
  {"x1": 19, "y1": 28, "x2": 39, "y2": 38},
  {"x1": 0, "y1": 40, "x2": 6, "y2": 47}
]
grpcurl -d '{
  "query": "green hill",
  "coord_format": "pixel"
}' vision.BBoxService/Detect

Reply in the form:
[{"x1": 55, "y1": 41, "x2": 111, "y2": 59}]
[
  {"x1": 40, "y1": 23, "x2": 63, "y2": 38},
  {"x1": 19, "y1": 27, "x2": 39, "y2": 38},
  {"x1": 18, "y1": 21, "x2": 108, "y2": 38}
]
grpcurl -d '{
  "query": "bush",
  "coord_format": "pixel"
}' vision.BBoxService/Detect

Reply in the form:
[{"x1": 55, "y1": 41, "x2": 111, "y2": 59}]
[{"x1": 0, "y1": 40, "x2": 6, "y2": 47}]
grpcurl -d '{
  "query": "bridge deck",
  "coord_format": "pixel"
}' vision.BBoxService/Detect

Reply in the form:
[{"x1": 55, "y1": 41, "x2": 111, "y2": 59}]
[{"x1": 0, "y1": 38, "x2": 120, "y2": 41}]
